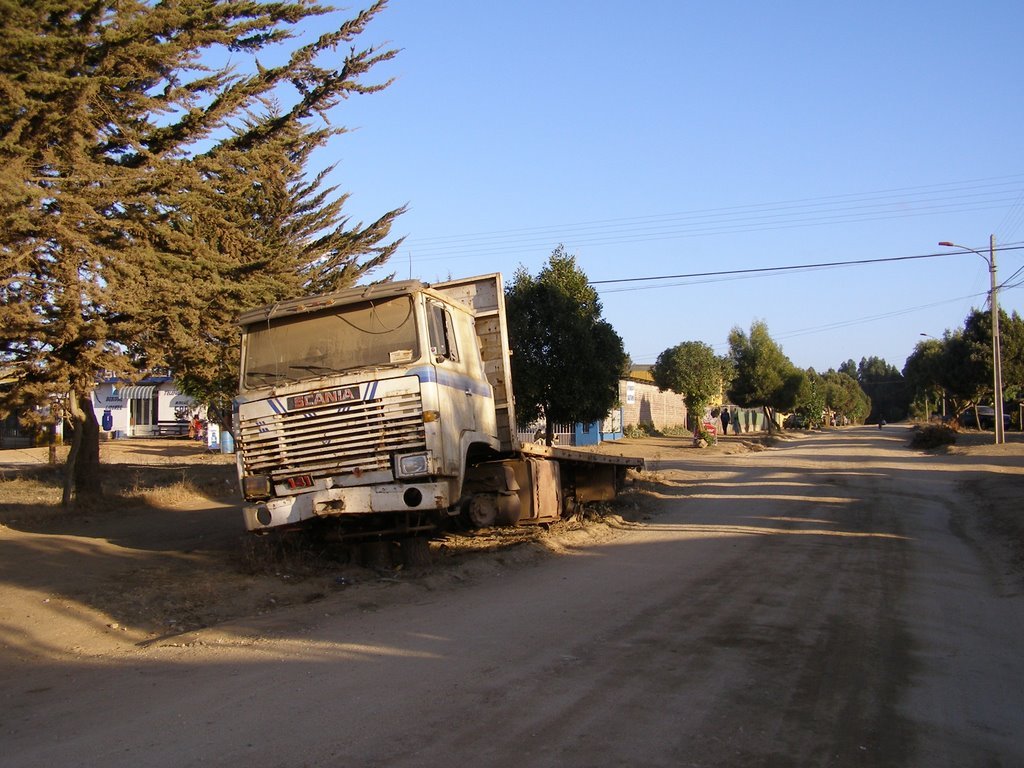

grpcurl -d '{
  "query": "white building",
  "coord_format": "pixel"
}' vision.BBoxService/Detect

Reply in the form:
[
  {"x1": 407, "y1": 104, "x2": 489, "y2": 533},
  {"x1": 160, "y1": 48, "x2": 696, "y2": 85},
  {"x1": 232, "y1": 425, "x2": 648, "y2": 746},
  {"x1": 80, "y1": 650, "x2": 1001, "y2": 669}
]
[{"x1": 91, "y1": 376, "x2": 199, "y2": 438}]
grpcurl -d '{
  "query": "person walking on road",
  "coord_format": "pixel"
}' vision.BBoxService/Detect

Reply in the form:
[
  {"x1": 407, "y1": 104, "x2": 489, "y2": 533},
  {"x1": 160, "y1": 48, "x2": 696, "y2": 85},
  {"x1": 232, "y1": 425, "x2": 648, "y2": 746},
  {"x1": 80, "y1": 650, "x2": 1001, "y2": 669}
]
[{"x1": 720, "y1": 408, "x2": 731, "y2": 437}]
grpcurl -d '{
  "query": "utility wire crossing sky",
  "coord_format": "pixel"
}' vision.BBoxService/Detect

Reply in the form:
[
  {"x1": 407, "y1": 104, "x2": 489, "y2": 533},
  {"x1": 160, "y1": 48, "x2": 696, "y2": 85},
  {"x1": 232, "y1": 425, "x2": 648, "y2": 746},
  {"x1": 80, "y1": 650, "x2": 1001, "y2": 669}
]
[{"x1": 304, "y1": 1, "x2": 1024, "y2": 372}]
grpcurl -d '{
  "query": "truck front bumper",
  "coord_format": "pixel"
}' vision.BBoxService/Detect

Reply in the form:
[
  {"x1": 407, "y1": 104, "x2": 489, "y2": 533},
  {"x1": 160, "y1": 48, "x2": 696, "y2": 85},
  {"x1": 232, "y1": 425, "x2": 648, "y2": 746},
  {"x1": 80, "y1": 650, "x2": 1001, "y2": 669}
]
[{"x1": 242, "y1": 480, "x2": 456, "y2": 532}]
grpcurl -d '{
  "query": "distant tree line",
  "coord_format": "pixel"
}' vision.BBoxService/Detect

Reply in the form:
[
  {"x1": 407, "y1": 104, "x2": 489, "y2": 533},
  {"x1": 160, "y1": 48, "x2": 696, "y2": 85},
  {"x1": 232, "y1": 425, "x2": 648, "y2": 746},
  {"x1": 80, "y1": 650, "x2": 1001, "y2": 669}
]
[
  {"x1": 646, "y1": 304, "x2": 1024, "y2": 439},
  {"x1": 650, "y1": 320, "x2": 871, "y2": 435}
]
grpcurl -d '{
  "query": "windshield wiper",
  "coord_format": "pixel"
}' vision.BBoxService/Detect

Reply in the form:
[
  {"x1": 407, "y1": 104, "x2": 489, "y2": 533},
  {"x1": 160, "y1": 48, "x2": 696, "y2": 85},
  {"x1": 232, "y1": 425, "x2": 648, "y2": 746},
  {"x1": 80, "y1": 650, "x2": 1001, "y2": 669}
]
[
  {"x1": 245, "y1": 369, "x2": 296, "y2": 384},
  {"x1": 290, "y1": 364, "x2": 344, "y2": 375}
]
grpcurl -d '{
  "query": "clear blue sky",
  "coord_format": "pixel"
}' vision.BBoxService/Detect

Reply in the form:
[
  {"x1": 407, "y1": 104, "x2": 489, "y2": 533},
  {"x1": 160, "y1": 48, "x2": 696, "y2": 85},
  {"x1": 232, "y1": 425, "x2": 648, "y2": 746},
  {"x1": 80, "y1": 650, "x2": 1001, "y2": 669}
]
[{"x1": 307, "y1": 1, "x2": 1024, "y2": 373}]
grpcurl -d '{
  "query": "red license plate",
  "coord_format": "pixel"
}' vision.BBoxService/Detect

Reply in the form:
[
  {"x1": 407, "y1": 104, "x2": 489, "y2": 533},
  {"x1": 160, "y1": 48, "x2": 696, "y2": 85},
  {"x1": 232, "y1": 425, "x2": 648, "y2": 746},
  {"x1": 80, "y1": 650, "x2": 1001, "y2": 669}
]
[{"x1": 286, "y1": 475, "x2": 314, "y2": 489}]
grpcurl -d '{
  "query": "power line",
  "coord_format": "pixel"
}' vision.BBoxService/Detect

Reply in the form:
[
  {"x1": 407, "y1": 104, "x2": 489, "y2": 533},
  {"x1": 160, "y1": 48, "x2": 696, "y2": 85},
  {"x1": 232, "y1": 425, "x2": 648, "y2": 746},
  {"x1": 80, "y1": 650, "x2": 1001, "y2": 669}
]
[
  {"x1": 588, "y1": 245, "x2": 1024, "y2": 288},
  {"x1": 618, "y1": 252, "x2": 1024, "y2": 364},
  {"x1": 996, "y1": 186, "x2": 1024, "y2": 242},
  {"x1": 769, "y1": 293, "x2": 993, "y2": 341},
  {"x1": 410, "y1": 174, "x2": 1024, "y2": 248},
  {"x1": 999, "y1": 261, "x2": 1024, "y2": 289},
  {"x1": 400, "y1": 174, "x2": 1024, "y2": 262},
  {"x1": 407, "y1": 199, "x2": 1023, "y2": 263}
]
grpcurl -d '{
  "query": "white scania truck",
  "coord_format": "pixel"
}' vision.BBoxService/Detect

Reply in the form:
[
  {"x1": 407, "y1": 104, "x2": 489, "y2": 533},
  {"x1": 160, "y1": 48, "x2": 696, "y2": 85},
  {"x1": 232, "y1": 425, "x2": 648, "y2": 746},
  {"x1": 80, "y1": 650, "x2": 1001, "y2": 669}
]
[{"x1": 233, "y1": 273, "x2": 643, "y2": 539}]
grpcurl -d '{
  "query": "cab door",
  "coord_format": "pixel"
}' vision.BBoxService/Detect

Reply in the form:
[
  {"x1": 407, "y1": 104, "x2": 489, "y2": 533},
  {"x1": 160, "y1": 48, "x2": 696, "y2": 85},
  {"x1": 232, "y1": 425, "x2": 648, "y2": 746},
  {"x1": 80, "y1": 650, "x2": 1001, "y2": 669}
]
[{"x1": 427, "y1": 301, "x2": 477, "y2": 468}]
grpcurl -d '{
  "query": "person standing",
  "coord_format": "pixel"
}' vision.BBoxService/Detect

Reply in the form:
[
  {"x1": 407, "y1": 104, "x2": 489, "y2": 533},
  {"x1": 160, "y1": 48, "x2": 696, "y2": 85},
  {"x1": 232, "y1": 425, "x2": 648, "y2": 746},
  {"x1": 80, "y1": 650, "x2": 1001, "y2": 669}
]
[{"x1": 720, "y1": 408, "x2": 731, "y2": 436}]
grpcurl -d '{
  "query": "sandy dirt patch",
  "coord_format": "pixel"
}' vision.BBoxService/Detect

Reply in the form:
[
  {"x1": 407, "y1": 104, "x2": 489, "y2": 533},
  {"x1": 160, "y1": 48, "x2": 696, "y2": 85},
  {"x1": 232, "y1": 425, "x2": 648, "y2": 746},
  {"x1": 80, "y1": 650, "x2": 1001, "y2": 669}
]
[
  {"x1": 2, "y1": 426, "x2": 1024, "y2": 767},
  {"x1": 1, "y1": 427, "x2": 1020, "y2": 660}
]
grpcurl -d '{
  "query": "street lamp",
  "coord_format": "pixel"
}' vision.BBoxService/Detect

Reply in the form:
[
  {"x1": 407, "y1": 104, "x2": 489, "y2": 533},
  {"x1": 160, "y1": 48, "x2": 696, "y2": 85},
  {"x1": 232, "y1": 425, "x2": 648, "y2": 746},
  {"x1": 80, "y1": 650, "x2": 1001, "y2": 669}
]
[{"x1": 938, "y1": 236, "x2": 1004, "y2": 444}]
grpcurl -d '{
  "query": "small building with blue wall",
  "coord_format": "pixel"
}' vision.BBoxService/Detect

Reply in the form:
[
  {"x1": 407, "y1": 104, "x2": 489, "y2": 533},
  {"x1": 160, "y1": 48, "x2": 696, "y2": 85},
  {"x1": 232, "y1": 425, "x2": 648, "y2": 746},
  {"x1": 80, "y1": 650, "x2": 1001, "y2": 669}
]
[{"x1": 91, "y1": 376, "x2": 199, "y2": 438}]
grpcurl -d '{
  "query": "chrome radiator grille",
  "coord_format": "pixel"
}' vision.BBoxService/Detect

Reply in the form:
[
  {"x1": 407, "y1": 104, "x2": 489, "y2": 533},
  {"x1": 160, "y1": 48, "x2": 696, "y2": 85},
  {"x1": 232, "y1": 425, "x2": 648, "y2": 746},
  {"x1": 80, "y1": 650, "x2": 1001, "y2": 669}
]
[{"x1": 238, "y1": 391, "x2": 425, "y2": 481}]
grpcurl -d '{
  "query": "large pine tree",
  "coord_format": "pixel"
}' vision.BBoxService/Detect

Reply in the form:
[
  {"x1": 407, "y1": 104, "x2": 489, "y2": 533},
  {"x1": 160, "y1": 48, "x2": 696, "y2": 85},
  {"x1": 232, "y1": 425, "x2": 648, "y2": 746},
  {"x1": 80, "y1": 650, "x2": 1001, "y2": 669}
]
[{"x1": 0, "y1": 0, "x2": 402, "y2": 505}]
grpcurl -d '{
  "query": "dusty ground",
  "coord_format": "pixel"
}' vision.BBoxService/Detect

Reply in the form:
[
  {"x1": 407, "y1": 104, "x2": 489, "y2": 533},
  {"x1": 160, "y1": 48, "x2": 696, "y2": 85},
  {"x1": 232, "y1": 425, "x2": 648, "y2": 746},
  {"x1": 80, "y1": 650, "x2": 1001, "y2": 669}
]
[
  {"x1": 1, "y1": 428, "x2": 1021, "y2": 650},
  {"x1": 0, "y1": 436, "x2": 654, "y2": 654},
  {"x1": 1, "y1": 426, "x2": 1023, "y2": 766}
]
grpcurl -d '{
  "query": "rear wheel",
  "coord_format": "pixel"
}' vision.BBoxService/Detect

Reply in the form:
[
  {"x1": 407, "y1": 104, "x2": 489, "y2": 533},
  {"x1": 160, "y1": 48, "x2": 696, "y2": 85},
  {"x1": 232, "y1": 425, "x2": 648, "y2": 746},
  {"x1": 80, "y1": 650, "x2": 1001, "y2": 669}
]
[{"x1": 495, "y1": 492, "x2": 522, "y2": 526}]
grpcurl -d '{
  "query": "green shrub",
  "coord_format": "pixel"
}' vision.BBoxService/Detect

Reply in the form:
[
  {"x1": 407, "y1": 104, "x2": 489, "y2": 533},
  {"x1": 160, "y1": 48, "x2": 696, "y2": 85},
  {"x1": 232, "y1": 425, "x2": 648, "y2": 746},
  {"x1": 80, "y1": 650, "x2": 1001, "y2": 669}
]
[
  {"x1": 909, "y1": 424, "x2": 958, "y2": 449},
  {"x1": 623, "y1": 423, "x2": 658, "y2": 438},
  {"x1": 660, "y1": 424, "x2": 690, "y2": 437}
]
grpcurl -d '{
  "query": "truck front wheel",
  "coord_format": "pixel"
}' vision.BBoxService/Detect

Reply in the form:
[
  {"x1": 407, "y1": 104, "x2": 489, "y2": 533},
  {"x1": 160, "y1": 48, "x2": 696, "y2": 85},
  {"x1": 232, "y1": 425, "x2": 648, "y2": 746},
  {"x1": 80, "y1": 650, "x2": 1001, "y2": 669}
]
[{"x1": 462, "y1": 492, "x2": 521, "y2": 528}]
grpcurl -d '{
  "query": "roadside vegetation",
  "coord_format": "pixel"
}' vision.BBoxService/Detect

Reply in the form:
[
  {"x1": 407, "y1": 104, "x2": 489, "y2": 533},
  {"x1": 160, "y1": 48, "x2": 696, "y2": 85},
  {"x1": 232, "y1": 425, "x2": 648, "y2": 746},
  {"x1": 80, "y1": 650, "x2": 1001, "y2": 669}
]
[
  {"x1": 909, "y1": 423, "x2": 959, "y2": 450},
  {"x1": 651, "y1": 322, "x2": 874, "y2": 436},
  {"x1": 905, "y1": 308, "x2": 1024, "y2": 426},
  {"x1": 0, "y1": 453, "x2": 237, "y2": 524},
  {"x1": 0, "y1": 1, "x2": 403, "y2": 506},
  {"x1": 506, "y1": 248, "x2": 627, "y2": 446},
  {"x1": 648, "y1": 305, "x2": 1024, "y2": 439}
]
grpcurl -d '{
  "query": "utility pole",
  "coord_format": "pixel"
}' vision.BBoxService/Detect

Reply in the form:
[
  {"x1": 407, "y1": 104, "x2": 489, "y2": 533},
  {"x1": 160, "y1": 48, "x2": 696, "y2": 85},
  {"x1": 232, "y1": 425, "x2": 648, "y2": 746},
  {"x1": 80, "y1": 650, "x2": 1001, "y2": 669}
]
[
  {"x1": 989, "y1": 235, "x2": 1005, "y2": 444},
  {"x1": 938, "y1": 237, "x2": 1004, "y2": 444}
]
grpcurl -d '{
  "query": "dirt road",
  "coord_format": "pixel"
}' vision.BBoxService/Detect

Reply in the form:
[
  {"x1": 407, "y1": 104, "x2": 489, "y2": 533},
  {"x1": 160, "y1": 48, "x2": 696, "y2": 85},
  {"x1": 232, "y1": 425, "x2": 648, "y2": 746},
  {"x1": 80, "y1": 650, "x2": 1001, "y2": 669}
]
[{"x1": 2, "y1": 426, "x2": 1023, "y2": 766}]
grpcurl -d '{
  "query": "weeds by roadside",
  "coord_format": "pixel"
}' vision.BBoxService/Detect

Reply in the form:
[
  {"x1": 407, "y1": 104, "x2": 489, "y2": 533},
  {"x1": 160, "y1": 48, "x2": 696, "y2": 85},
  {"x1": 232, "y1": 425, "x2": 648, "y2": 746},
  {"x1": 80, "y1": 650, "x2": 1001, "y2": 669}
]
[
  {"x1": 0, "y1": 461, "x2": 237, "y2": 524},
  {"x1": 238, "y1": 527, "x2": 352, "y2": 577},
  {"x1": 909, "y1": 423, "x2": 959, "y2": 450}
]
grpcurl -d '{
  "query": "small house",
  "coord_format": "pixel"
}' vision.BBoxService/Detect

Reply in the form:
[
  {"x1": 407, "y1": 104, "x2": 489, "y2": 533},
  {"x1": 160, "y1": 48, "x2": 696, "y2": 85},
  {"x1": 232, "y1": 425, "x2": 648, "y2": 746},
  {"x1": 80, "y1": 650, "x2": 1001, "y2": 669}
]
[{"x1": 91, "y1": 375, "x2": 199, "y2": 438}]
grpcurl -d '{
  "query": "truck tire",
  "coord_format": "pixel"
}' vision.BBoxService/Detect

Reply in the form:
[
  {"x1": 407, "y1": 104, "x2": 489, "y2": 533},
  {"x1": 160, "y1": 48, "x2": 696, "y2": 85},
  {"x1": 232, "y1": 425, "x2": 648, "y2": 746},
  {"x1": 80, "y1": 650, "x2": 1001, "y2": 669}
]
[
  {"x1": 464, "y1": 494, "x2": 498, "y2": 528},
  {"x1": 463, "y1": 492, "x2": 521, "y2": 528}
]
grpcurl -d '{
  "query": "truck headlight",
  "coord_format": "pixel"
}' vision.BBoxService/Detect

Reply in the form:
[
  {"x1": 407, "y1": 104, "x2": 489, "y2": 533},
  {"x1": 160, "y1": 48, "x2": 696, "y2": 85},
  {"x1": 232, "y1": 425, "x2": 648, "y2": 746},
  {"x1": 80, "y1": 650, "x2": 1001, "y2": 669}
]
[
  {"x1": 242, "y1": 474, "x2": 273, "y2": 500},
  {"x1": 396, "y1": 452, "x2": 430, "y2": 478}
]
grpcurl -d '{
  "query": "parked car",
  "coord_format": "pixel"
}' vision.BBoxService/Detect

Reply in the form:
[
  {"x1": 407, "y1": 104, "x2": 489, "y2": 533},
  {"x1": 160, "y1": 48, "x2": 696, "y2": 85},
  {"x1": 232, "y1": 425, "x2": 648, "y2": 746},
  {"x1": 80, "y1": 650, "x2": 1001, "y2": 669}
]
[
  {"x1": 784, "y1": 413, "x2": 807, "y2": 429},
  {"x1": 960, "y1": 406, "x2": 1010, "y2": 430}
]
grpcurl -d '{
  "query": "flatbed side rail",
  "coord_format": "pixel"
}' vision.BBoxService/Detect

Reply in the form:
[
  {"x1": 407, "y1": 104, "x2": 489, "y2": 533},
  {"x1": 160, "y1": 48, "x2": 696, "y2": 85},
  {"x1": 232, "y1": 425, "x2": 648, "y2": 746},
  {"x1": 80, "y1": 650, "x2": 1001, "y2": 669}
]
[{"x1": 518, "y1": 441, "x2": 645, "y2": 470}]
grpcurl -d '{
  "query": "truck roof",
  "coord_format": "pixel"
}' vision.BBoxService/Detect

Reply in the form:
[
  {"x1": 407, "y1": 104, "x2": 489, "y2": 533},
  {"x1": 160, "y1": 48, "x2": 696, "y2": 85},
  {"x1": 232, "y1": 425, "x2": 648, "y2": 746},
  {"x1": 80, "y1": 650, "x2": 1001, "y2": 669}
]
[{"x1": 236, "y1": 279, "x2": 425, "y2": 327}]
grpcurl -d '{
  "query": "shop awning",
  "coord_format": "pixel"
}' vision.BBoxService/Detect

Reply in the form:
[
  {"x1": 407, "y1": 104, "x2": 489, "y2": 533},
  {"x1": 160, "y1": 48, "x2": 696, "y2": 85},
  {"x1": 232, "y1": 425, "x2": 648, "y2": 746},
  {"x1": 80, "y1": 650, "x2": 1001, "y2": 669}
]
[{"x1": 117, "y1": 385, "x2": 156, "y2": 400}]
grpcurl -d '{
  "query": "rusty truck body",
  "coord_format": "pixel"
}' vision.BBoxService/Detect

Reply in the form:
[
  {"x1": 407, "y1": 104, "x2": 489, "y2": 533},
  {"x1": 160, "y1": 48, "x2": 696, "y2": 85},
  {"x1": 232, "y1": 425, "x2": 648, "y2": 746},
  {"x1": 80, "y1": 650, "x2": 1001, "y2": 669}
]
[{"x1": 233, "y1": 273, "x2": 642, "y2": 538}]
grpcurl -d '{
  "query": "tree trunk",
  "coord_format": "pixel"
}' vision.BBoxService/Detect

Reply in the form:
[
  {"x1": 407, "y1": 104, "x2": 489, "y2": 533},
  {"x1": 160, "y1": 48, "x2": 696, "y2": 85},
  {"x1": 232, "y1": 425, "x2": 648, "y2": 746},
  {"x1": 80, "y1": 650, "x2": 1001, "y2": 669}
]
[
  {"x1": 61, "y1": 392, "x2": 103, "y2": 507},
  {"x1": 544, "y1": 416, "x2": 555, "y2": 447},
  {"x1": 763, "y1": 405, "x2": 777, "y2": 433}
]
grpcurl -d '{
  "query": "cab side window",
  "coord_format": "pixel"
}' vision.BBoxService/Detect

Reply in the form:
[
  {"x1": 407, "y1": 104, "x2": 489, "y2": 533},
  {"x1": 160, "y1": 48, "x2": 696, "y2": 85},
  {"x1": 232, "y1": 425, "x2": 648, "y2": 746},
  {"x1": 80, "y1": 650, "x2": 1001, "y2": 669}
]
[{"x1": 428, "y1": 302, "x2": 459, "y2": 363}]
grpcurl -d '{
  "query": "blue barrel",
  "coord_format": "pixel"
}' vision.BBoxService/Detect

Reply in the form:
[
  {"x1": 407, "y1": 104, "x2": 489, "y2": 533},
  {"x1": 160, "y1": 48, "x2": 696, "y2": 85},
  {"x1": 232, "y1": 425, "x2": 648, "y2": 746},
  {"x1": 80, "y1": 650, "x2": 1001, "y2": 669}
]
[{"x1": 220, "y1": 431, "x2": 235, "y2": 454}]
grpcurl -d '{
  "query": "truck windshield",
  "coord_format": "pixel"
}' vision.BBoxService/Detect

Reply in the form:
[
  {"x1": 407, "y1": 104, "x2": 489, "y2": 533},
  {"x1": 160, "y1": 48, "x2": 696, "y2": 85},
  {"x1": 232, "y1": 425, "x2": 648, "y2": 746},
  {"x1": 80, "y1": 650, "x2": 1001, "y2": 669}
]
[{"x1": 241, "y1": 296, "x2": 419, "y2": 389}]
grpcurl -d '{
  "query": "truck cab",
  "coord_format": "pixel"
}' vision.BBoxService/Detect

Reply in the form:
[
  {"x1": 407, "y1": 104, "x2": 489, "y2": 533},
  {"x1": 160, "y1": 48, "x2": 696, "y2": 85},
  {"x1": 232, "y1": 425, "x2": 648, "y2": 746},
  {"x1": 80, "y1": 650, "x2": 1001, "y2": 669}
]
[{"x1": 234, "y1": 276, "x2": 511, "y2": 534}]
